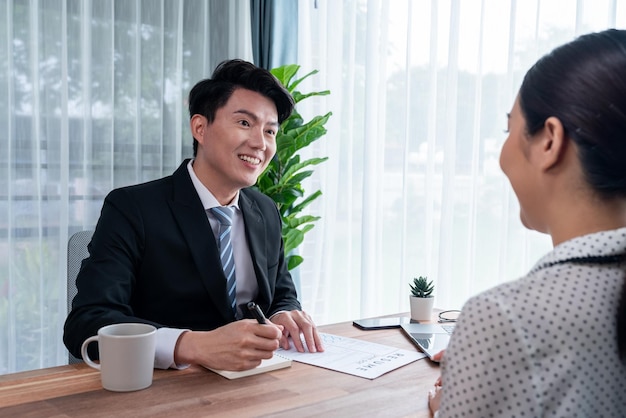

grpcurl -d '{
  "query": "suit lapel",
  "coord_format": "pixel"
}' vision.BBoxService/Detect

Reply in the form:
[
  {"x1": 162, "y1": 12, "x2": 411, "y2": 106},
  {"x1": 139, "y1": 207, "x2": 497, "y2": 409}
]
[
  {"x1": 167, "y1": 160, "x2": 234, "y2": 322},
  {"x1": 240, "y1": 191, "x2": 272, "y2": 306}
]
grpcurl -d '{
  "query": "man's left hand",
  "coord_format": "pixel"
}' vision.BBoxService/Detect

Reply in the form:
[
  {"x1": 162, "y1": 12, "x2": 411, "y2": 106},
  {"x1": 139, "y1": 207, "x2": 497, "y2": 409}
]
[{"x1": 270, "y1": 310, "x2": 324, "y2": 353}]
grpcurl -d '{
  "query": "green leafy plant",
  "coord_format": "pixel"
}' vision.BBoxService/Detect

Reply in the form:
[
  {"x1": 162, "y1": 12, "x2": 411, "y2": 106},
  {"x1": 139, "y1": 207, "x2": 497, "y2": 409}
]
[
  {"x1": 254, "y1": 64, "x2": 332, "y2": 270},
  {"x1": 410, "y1": 276, "x2": 434, "y2": 298}
]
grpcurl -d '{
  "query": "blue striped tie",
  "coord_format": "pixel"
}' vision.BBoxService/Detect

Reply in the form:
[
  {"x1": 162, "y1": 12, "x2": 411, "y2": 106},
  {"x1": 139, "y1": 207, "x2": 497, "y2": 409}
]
[{"x1": 210, "y1": 206, "x2": 237, "y2": 316}]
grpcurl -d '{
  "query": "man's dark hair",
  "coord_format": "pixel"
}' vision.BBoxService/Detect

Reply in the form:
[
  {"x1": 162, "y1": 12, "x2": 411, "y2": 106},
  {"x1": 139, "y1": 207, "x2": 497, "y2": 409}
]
[{"x1": 188, "y1": 59, "x2": 294, "y2": 156}]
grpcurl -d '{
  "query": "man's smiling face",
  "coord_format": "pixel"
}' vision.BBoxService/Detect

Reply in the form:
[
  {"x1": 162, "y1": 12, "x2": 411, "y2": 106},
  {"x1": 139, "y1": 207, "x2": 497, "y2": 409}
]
[{"x1": 191, "y1": 87, "x2": 279, "y2": 203}]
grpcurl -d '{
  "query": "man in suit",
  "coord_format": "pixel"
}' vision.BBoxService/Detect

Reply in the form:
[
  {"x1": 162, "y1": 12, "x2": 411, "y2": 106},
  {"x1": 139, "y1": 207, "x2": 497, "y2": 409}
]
[{"x1": 64, "y1": 59, "x2": 324, "y2": 371}]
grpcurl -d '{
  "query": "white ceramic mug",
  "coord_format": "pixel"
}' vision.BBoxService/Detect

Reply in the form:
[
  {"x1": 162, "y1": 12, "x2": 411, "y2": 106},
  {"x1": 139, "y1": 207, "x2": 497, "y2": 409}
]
[{"x1": 81, "y1": 323, "x2": 156, "y2": 392}]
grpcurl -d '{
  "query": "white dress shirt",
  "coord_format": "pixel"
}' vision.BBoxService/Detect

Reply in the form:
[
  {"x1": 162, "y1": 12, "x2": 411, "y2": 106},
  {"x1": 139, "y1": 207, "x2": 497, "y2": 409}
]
[{"x1": 153, "y1": 159, "x2": 259, "y2": 369}]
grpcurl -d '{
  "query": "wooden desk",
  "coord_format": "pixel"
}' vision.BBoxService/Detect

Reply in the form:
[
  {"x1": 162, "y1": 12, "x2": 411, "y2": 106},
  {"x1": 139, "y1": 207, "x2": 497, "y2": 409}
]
[{"x1": 0, "y1": 319, "x2": 439, "y2": 417}]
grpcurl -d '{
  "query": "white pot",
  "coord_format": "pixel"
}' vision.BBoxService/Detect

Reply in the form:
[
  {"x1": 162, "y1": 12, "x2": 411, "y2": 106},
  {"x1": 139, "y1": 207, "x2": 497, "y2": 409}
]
[{"x1": 409, "y1": 296, "x2": 434, "y2": 321}]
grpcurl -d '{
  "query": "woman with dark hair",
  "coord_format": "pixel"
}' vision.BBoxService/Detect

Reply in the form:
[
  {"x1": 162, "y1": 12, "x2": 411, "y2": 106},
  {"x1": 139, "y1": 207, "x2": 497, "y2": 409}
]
[{"x1": 428, "y1": 29, "x2": 626, "y2": 417}]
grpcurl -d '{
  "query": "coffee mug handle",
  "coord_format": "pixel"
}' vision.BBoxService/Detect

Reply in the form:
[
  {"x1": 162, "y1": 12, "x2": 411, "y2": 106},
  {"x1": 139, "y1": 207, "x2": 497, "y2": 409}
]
[{"x1": 81, "y1": 336, "x2": 101, "y2": 370}]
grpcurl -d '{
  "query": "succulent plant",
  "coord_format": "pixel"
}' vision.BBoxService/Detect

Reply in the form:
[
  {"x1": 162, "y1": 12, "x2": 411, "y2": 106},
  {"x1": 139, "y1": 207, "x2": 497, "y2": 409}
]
[{"x1": 410, "y1": 276, "x2": 434, "y2": 298}]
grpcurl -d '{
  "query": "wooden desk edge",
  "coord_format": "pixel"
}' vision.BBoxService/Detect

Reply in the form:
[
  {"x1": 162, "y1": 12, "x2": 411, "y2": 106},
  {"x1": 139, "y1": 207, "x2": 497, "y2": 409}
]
[{"x1": 0, "y1": 315, "x2": 441, "y2": 417}]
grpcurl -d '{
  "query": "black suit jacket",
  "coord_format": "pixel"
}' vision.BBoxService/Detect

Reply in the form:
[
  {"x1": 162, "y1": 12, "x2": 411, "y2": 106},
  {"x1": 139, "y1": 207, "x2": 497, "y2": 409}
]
[{"x1": 63, "y1": 160, "x2": 300, "y2": 358}]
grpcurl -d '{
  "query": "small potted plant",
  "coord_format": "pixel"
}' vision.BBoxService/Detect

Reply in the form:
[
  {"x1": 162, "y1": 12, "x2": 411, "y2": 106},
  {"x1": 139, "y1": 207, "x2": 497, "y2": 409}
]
[{"x1": 409, "y1": 276, "x2": 435, "y2": 321}]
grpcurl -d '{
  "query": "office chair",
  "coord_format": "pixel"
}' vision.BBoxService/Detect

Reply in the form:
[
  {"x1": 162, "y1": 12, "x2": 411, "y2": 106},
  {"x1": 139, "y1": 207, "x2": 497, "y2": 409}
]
[{"x1": 66, "y1": 230, "x2": 93, "y2": 364}]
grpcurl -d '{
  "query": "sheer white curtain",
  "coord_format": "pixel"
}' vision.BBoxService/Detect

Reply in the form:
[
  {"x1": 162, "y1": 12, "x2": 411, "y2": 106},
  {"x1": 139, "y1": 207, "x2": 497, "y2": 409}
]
[
  {"x1": 295, "y1": 0, "x2": 626, "y2": 325},
  {"x1": 0, "y1": 0, "x2": 252, "y2": 374}
]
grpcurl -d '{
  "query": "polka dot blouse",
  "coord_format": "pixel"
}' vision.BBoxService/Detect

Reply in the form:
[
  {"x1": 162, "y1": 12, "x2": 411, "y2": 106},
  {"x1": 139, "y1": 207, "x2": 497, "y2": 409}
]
[{"x1": 438, "y1": 228, "x2": 626, "y2": 417}]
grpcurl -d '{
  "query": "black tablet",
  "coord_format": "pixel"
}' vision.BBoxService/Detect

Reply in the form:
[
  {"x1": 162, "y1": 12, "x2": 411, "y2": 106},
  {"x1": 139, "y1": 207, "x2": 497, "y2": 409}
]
[{"x1": 352, "y1": 316, "x2": 410, "y2": 330}]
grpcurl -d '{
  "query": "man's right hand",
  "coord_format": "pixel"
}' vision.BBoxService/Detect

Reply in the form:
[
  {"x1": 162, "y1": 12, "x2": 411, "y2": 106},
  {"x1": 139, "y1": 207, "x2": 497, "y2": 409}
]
[{"x1": 173, "y1": 320, "x2": 284, "y2": 371}]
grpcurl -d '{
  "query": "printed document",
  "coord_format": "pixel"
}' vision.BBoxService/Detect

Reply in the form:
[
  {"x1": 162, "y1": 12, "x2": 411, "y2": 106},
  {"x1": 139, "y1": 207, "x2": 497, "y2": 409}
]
[{"x1": 277, "y1": 333, "x2": 426, "y2": 379}]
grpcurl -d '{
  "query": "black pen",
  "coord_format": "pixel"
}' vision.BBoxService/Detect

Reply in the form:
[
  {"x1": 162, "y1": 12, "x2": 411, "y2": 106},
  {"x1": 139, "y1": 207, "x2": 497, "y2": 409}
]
[{"x1": 247, "y1": 302, "x2": 267, "y2": 324}]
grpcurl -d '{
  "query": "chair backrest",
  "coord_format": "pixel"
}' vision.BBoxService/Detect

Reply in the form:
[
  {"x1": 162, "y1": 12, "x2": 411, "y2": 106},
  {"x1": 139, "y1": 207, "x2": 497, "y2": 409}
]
[{"x1": 67, "y1": 230, "x2": 93, "y2": 364}]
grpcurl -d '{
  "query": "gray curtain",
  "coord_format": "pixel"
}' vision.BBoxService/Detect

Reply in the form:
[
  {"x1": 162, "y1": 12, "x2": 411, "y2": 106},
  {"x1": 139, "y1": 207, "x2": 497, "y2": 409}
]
[{"x1": 250, "y1": 0, "x2": 298, "y2": 69}]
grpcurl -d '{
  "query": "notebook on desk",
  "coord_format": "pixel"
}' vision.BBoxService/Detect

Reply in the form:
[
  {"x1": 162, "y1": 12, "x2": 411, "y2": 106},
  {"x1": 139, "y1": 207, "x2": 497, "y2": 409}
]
[
  {"x1": 205, "y1": 354, "x2": 291, "y2": 379},
  {"x1": 400, "y1": 322, "x2": 455, "y2": 361}
]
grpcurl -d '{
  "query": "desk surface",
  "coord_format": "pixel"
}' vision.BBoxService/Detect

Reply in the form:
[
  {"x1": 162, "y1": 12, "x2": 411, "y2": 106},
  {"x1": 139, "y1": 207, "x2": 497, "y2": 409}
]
[{"x1": 0, "y1": 318, "x2": 439, "y2": 417}]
